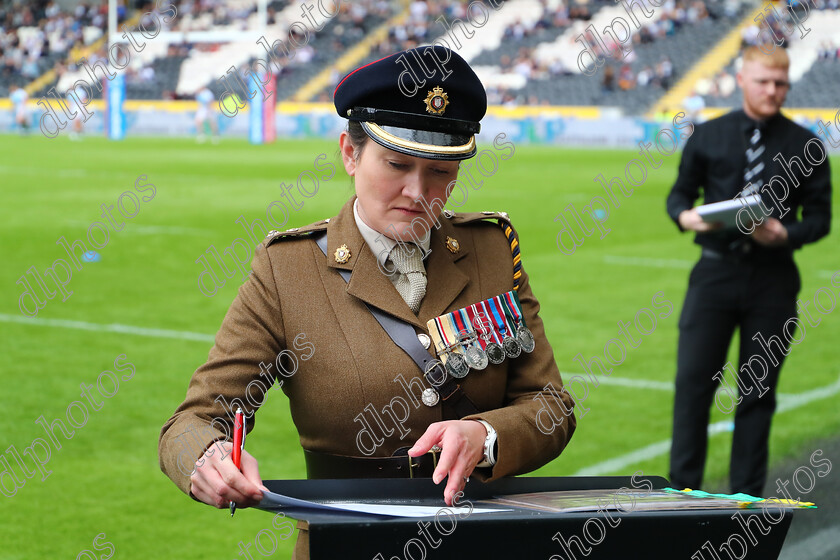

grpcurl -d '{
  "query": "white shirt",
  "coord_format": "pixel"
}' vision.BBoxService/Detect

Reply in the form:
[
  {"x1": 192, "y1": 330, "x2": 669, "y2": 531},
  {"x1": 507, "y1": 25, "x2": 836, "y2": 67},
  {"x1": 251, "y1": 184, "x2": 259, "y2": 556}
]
[
  {"x1": 11, "y1": 89, "x2": 27, "y2": 109},
  {"x1": 197, "y1": 88, "x2": 214, "y2": 107}
]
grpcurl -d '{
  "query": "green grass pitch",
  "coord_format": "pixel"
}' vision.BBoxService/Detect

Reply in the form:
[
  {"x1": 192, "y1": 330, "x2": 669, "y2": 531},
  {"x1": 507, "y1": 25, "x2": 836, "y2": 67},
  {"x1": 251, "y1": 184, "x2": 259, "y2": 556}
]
[{"x1": 0, "y1": 134, "x2": 837, "y2": 559}]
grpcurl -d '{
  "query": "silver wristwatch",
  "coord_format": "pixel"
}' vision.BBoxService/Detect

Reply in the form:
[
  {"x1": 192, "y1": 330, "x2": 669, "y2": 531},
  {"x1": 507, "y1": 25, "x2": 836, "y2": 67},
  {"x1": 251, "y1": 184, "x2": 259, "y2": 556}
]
[{"x1": 474, "y1": 419, "x2": 497, "y2": 468}]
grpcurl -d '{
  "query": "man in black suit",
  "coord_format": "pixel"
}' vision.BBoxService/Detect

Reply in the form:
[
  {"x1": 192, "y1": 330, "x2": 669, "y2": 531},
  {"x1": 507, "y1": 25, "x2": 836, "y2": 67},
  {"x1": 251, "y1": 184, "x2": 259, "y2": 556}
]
[{"x1": 666, "y1": 46, "x2": 832, "y2": 496}]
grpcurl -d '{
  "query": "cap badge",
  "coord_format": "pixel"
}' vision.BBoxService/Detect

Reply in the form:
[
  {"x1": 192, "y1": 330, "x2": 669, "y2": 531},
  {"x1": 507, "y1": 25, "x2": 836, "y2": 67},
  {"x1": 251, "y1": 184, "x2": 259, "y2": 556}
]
[
  {"x1": 445, "y1": 236, "x2": 460, "y2": 254},
  {"x1": 424, "y1": 86, "x2": 449, "y2": 115},
  {"x1": 334, "y1": 244, "x2": 351, "y2": 264}
]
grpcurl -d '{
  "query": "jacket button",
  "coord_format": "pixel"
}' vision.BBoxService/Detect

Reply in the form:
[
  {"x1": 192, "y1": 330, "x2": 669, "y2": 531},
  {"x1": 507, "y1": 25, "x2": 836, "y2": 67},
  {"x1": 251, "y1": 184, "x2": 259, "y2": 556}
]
[{"x1": 417, "y1": 333, "x2": 431, "y2": 349}]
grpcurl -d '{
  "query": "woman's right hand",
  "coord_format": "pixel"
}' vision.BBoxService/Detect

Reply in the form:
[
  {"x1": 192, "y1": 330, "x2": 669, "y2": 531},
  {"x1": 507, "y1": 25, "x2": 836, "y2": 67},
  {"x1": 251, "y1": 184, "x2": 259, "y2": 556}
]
[{"x1": 189, "y1": 441, "x2": 266, "y2": 509}]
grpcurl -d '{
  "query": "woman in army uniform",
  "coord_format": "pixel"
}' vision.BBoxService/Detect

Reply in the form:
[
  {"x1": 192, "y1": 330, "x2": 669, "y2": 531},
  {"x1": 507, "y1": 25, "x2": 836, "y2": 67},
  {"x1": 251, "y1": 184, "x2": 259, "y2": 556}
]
[{"x1": 159, "y1": 46, "x2": 575, "y2": 558}]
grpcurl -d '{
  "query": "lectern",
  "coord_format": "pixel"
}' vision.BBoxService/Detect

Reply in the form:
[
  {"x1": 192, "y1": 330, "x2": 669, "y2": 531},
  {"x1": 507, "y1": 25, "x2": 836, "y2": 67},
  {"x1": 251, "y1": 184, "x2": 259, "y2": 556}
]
[{"x1": 261, "y1": 476, "x2": 797, "y2": 560}]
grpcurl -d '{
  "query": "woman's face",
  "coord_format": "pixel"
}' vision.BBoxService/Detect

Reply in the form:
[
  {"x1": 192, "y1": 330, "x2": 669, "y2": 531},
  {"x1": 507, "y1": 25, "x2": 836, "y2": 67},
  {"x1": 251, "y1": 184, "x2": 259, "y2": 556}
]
[{"x1": 339, "y1": 130, "x2": 460, "y2": 241}]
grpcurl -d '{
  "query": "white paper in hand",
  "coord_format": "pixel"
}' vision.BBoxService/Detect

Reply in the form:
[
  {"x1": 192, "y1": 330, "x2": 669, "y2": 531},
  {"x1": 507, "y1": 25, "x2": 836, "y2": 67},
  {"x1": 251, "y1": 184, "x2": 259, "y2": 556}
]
[{"x1": 695, "y1": 195, "x2": 763, "y2": 229}]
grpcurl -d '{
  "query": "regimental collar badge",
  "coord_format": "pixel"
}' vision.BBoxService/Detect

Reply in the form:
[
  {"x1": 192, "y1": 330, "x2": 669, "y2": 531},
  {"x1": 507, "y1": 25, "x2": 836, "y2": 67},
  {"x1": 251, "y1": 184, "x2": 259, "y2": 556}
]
[
  {"x1": 445, "y1": 236, "x2": 460, "y2": 254},
  {"x1": 424, "y1": 86, "x2": 449, "y2": 115},
  {"x1": 334, "y1": 244, "x2": 351, "y2": 264}
]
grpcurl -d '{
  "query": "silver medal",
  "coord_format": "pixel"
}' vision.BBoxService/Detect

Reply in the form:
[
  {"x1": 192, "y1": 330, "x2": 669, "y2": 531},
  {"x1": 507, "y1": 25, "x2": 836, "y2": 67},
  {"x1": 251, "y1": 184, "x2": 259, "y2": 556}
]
[
  {"x1": 516, "y1": 325, "x2": 535, "y2": 353},
  {"x1": 503, "y1": 333, "x2": 521, "y2": 358},
  {"x1": 421, "y1": 387, "x2": 440, "y2": 407},
  {"x1": 475, "y1": 320, "x2": 503, "y2": 366},
  {"x1": 485, "y1": 341, "x2": 505, "y2": 364},
  {"x1": 464, "y1": 344, "x2": 488, "y2": 370},
  {"x1": 446, "y1": 352, "x2": 469, "y2": 378},
  {"x1": 457, "y1": 330, "x2": 487, "y2": 371}
]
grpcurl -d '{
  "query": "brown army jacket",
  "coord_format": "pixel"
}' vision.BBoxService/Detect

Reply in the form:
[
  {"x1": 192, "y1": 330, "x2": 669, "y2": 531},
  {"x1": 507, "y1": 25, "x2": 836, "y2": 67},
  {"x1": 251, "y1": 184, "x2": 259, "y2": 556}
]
[{"x1": 159, "y1": 196, "x2": 576, "y2": 557}]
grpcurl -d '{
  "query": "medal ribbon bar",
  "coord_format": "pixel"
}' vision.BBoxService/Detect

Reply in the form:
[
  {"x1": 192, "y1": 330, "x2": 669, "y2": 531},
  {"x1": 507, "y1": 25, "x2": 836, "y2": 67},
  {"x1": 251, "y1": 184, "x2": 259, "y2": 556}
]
[{"x1": 427, "y1": 290, "x2": 530, "y2": 360}]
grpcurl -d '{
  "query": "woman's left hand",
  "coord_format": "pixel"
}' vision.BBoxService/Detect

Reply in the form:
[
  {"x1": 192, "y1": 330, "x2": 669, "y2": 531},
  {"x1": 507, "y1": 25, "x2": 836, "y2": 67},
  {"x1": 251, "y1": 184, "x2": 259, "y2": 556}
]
[{"x1": 408, "y1": 420, "x2": 487, "y2": 506}]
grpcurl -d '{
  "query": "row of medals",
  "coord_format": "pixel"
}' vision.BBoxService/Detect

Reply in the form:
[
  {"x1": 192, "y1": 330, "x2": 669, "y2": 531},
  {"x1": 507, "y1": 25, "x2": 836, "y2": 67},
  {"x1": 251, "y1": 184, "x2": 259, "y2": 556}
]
[
  {"x1": 420, "y1": 320, "x2": 537, "y2": 407},
  {"x1": 440, "y1": 319, "x2": 536, "y2": 378}
]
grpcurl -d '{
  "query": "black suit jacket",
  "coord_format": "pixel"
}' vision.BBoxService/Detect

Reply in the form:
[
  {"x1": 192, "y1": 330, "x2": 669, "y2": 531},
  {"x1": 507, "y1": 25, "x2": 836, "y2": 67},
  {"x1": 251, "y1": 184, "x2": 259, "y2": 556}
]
[{"x1": 666, "y1": 109, "x2": 831, "y2": 257}]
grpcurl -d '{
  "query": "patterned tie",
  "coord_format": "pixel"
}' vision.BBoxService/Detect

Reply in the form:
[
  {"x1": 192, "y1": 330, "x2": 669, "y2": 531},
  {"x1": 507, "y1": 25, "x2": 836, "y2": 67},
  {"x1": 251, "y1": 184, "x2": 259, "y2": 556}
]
[
  {"x1": 741, "y1": 125, "x2": 766, "y2": 196},
  {"x1": 388, "y1": 243, "x2": 427, "y2": 313}
]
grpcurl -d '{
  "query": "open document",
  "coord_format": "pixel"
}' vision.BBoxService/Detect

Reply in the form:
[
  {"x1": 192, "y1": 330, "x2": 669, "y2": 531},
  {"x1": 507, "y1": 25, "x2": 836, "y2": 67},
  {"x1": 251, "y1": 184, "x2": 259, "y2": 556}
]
[{"x1": 258, "y1": 490, "x2": 511, "y2": 518}]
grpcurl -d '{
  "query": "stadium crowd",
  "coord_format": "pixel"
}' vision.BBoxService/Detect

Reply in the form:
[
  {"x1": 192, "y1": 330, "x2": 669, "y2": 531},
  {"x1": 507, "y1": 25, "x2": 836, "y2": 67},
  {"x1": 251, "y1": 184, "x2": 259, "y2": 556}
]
[
  {"x1": 817, "y1": 41, "x2": 840, "y2": 59},
  {"x1": 5, "y1": 0, "x2": 840, "y2": 111},
  {"x1": 0, "y1": 0, "x2": 116, "y2": 95}
]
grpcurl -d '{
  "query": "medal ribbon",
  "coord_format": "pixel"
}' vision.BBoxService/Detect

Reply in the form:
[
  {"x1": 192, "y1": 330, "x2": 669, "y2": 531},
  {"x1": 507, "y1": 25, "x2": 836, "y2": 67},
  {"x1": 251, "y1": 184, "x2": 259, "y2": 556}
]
[
  {"x1": 452, "y1": 308, "x2": 470, "y2": 341},
  {"x1": 510, "y1": 290, "x2": 528, "y2": 328},
  {"x1": 464, "y1": 303, "x2": 489, "y2": 350},
  {"x1": 486, "y1": 296, "x2": 515, "y2": 339},
  {"x1": 442, "y1": 313, "x2": 462, "y2": 355},
  {"x1": 434, "y1": 313, "x2": 463, "y2": 361},
  {"x1": 498, "y1": 292, "x2": 520, "y2": 332},
  {"x1": 428, "y1": 293, "x2": 521, "y2": 356},
  {"x1": 478, "y1": 300, "x2": 504, "y2": 345},
  {"x1": 432, "y1": 315, "x2": 454, "y2": 362}
]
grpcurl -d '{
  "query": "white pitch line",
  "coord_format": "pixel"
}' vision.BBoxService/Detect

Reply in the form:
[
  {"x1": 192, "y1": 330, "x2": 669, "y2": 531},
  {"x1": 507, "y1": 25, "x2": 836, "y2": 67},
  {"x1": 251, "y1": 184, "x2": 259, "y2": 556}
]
[
  {"x1": 776, "y1": 375, "x2": 840, "y2": 413},
  {"x1": 0, "y1": 164, "x2": 279, "y2": 186},
  {"x1": 560, "y1": 372, "x2": 798, "y2": 397},
  {"x1": 66, "y1": 220, "x2": 211, "y2": 236},
  {"x1": 575, "y1": 374, "x2": 840, "y2": 476},
  {"x1": 0, "y1": 313, "x2": 215, "y2": 343},
  {"x1": 560, "y1": 372, "x2": 798, "y2": 398},
  {"x1": 576, "y1": 420, "x2": 736, "y2": 477},
  {"x1": 603, "y1": 255, "x2": 695, "y2": 269},
  {"x1": 604, "y1": 255, "x2": 836, "y2": 279},
  {"x1": 560, "y1": 372, "x2": 674, "y2": 392},
  {"x1": 0, "y1": 165, "x2": 89, "y2": 178},
  {"x1": 591, "y1": 375, "x2": 674, "y2": 392},
  {"x1": 111, "y1": 224, "x2": 212, "y2": 236}
]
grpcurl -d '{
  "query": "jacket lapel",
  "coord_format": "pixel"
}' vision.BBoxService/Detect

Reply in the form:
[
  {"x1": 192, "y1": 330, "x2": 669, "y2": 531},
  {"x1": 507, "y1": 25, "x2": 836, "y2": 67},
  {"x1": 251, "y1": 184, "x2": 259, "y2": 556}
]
[
  {"x1": 327, "y1": 197, "x2": 424, "y2": 329},
  {"x1": 325, "y1": 198, "x2": 471, "y2": 331},
  {"x1": 418, "y1": 219, "x2": 469, "y2": 323}
]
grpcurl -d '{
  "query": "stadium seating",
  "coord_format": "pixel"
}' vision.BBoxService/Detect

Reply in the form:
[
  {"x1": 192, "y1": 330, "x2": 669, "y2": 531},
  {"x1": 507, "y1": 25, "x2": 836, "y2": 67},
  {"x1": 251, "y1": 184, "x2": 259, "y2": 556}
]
[
  {"x1": 5, "y1": 0, "x2": 840, "y2": 114},
  {"x1": 701, "y1": 6, "x2": 840, "y2": 109},
  {"x1": 0, "y1": 0, "x2": 107, "y2": 97}
]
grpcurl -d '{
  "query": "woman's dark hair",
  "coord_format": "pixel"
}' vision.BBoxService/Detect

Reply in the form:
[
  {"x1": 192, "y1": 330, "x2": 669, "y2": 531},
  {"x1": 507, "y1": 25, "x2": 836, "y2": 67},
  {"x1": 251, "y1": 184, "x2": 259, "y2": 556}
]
[{"x1": 346, "y1": 120, "x2": 369, "y2": 160}]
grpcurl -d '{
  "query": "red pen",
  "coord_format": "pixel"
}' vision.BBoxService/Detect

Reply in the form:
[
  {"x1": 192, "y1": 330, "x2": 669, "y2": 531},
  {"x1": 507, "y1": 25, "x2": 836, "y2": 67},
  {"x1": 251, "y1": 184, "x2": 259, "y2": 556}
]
[{"x1": 230, "y1": 407, "x2": 245, "y2": 517}]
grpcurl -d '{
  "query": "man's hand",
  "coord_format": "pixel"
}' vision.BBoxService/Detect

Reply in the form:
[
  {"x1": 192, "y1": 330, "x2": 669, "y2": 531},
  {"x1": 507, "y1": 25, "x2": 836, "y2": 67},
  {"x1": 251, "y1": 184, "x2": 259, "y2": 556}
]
[
  {"x1": 190, "y1": 441, "x2": 266, "y2": 509},
  {"x1": 408, "y1": 420, "x2": 487, "y2": 506},
  {"x1": 678, "y1": 208, "x2": 722, "y2": 232},
  {"x1": 751, "y1": 217, "x2": 788, "y2": 246}
]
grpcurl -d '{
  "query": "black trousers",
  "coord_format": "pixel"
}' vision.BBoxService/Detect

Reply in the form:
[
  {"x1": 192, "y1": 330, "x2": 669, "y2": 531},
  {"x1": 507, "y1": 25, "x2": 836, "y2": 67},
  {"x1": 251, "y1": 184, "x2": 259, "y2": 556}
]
[{"x1": 669, "y1": 255, "x2": 800, "y2": 496}]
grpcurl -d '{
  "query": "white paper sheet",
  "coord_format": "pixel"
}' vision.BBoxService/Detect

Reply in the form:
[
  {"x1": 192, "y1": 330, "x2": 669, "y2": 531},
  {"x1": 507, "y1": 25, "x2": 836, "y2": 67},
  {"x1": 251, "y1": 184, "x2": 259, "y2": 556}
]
[
  {"x1": 696, "y1": 195, "x2": 763, "y2": 228},
  {"x1": 258, "y1": 490, "x2": 510, "y2": 517}
]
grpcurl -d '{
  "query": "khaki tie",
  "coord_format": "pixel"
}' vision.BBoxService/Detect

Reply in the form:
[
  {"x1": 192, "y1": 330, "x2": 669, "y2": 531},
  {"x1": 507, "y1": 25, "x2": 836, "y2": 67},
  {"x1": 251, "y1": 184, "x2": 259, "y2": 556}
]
[{"x1": 388, "y1": 243, "x2": 427, "y2": 313}]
